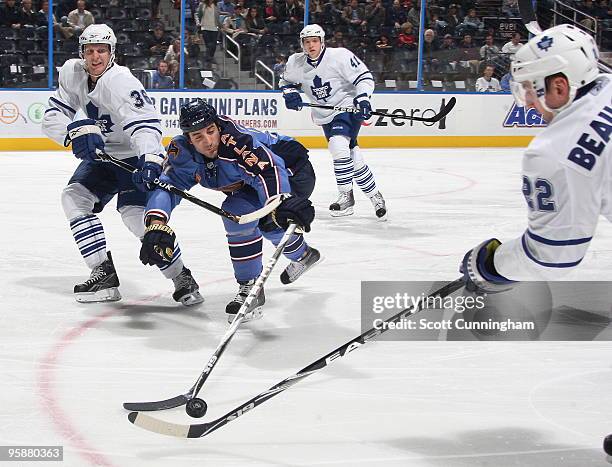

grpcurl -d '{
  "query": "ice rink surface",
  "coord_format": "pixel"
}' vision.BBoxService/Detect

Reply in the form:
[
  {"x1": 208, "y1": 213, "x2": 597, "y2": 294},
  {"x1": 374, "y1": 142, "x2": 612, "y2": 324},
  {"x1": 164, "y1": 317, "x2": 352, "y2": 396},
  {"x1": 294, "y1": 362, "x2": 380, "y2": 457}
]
[{"x1": 1, "y1": 148, "x2": 612, "y2": 466}]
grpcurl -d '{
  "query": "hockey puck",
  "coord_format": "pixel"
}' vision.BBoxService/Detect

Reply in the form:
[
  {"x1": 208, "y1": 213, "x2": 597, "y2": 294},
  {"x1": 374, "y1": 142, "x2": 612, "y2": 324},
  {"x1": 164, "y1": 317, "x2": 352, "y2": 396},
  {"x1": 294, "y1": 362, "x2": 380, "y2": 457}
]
[
  {"x1": 604, "y1": 434, "x2": 612, "y2": 456},
  {"x1": 185, "y1": 397, "x2": 208, "y2": 418}
]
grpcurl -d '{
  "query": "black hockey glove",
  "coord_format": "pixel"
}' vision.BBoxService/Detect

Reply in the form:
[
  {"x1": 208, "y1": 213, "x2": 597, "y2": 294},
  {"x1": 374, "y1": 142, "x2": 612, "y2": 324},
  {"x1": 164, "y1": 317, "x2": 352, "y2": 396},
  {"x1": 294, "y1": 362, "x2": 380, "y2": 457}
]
[
  {"x1": 273, "y1": 195, "x2": 315, "y2": 232},
  {"x1": 132, "y1": 154, "x2": 163, "y2": 192},
  {"x1": 140, "y1": 223, "x2": 176, "y2": 267},
  {"x1": 460, "y1": 238, "x2": 515, "y2": 294}
]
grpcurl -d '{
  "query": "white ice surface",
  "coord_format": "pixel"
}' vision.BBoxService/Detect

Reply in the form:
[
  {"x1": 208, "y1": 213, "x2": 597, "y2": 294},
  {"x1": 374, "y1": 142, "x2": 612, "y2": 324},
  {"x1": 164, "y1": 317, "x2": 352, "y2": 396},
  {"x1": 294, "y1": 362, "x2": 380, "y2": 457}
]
[{"x1": 1, "y1": 148, "x2": 612, "y2": 467}]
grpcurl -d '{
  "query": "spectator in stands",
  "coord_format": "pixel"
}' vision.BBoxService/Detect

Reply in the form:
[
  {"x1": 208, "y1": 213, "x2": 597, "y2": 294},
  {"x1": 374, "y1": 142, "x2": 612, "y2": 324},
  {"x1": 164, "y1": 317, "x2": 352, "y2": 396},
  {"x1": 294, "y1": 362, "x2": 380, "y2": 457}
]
[
  {"x1": 397, "y1": 21, "x2": 417, "y2": 49},
  {"x1": 246, "y1": 6, "x2": 270, "y2": 44},
  {"x1": 595, "y1": 0, "x2": 610, "y2": 20},
  {"x1": 343, "y1": 0, "x2": 366, "y2": 34},
  {"x1": 365, "y1": 0, "x2": 386, "y2": 36},
  {"x1": 429, "y1": 11, "x2": 449, "y2": 37},
  {"x1": 37, "y1": 1, "x2": 57, "y2": 33},
  {"x1": 273, "y1": 54, "x2": 286, "y2": 78},
  {"x1": 445, "y1": 4, "x2": 461, "y2": 35},
  {"x1": 218, "y1": 0, "x2": 235, "y2": 17},
  {"x1": 456, "y1": 8, "x2": 484, "y2": 36},
  {"x1": 376, "y1": 33, "x2": 394, "y2": 70},
  {"x1": 501, "y1": 32, "x2": 522, "y2": 59},
  {"x1": 21, "y1": 0, "x2": 39, "y2": 28},
  {"x1": 475, "y1": 64, "x2": 501, "y2": 92},
  {"x1": 67, "y1": 0, "x2": 95, "y2": 35},
  {"x1": 480, "y1": 34, "x2": 500, "y2": 62},
  {"x1": 387, "y1": 0, "x2": 408, "y2": 33},
  {"x1": 502, "y1": 0, "x2": 520, "y2": 17},
  {"x1": 327, "y1": 30, "x2": 347, "y2": 48},
  {"x1": 152, "y1": 60, "x2": 175, "y2": 88},
  {"x1": 222, "y1": 5, "x2": 250, "y2": 42},
  {"x1": 196, "y1": 0, "x2": 222, "y2": 64},
  {"x1": 455, "y1": 33, "x2": 480, "y2": 73},
  {"x1": 309, "y1": 0, "x2": 326, "y2": 26},
  {"x1": 438, "y1": 33, "x2": 457, "y2": 71},
  {"x1": 1, "y1": 0, "x2": 23, "y2": 29},
  {"x1": 146, "y1": 23, "x2": 174, "y2": 58},
  {"x1": 164, "y1": 38, "x2": 182, "y2": 79},
  {"x1": 407, "y1": 3, "x2": 420, "y2": 29},
  {"x1": 579, "y1": 0, "x2": 598, "y2": 28},
  {"x1": 422, "y1": 28, "x2": 441, "y2": 72},
  {"x1": 58, "y1": 15, "x2": 77, "y2": 39},
  {"x1": 500, "y1": 71, "x2": 512, "y2": 92},
  {"x1": 264, "y1": 0, "x2": 282, "y2": 33},
  {"x1": 279, "y1": 0, "x2": 303, "y2": 34}
]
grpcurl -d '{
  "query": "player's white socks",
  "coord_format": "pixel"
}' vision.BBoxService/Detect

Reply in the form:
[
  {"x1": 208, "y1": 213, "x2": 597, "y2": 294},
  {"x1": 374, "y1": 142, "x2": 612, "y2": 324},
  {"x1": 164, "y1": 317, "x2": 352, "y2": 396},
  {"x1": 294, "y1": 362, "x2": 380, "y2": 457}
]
[
  {"x1": 329, "y1": 135, "x2": 354, "y2": 192},
  {"x1": 158, "y1": 243, "x2": 185, "y2": 279},
  {"x1": 69, "y1": 214, "x2": 107, "y2": 269},
  {"x1": 351, "y1": 146, "x2": 378, "y2": 196}
]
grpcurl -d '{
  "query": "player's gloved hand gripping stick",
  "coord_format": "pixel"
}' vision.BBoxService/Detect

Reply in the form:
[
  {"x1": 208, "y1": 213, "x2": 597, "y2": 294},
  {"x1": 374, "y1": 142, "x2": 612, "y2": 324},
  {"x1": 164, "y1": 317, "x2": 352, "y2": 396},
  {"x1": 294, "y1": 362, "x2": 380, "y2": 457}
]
[{"x1": 96, "y1": 151, "x2": 284, "y2": 225}]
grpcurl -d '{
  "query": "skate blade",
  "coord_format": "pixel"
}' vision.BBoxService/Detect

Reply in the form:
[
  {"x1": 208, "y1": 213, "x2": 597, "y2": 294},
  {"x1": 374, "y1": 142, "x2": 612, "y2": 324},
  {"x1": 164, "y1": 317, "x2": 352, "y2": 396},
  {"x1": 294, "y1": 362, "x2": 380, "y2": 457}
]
[
  {"x1": 179, "y1": 291, "x2": 204, "y2": 306},
  {"x1": 75, "y1": 287, "x2": 122, "y2": 303},
  {"x1": 227, "y1": 306, "x2": 264, "y2": 324},
  {"x1": 329, "y1": 207, "x2": 354, "y2": 217},
  {"x1": 376, "y1": 211, "x2": 388, "y2": 222}
]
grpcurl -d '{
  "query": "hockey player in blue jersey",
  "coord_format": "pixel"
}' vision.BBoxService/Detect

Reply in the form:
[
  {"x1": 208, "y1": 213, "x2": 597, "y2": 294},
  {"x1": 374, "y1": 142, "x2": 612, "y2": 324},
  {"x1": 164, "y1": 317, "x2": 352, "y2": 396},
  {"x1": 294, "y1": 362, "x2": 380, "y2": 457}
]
[
  {"x1": 280, "y1": 24, "x2": 387, "y2": 221},
  {"x1": 140, "y1": 99, "x2": 320, "y2": 323},
  {"x1": 42, "y1": 24, "x2": 203, "y2": 306}
]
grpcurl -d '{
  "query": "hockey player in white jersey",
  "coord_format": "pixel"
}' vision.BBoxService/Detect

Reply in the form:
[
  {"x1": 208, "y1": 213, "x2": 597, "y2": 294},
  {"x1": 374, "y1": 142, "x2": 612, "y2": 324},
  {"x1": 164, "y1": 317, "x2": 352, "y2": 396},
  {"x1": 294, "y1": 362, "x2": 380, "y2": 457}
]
[
  {"x1": 42, "y1": 24, "x2": 203, "y2": 306},
  {"x1": 461, "y1": 24, "x2": 610, "y2": 292},
  {"x1": 279, "y1": 24, "x2": 387, "y2": 220}
]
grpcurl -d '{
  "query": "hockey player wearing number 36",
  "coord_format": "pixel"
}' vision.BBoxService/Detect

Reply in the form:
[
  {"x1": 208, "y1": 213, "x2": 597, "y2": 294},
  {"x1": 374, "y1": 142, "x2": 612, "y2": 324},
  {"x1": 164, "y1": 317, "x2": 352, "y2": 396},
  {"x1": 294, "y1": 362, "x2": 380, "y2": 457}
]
[
  {"x1": 461, "y1": 24, "x2": 611, "y2": 293},
  {"x1": 141, "y1": 100, "x2": 321, "y2": 324},
  {"x1": 42, "y1": 24, "x2": 203, "y2": 306},
  {"x1": 279, "y1": 24, "x2": 387, "y2": 221}
]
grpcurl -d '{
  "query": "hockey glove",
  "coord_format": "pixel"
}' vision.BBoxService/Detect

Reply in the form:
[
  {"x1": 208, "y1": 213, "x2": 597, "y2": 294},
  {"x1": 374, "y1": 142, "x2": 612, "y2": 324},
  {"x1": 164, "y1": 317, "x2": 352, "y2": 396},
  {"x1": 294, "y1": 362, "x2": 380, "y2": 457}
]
[
  {"x1": 65, "y1": 119, "x2": 105, "y2": 162},
  {"x1": 353, "y1": 94, "x2": 372, "y2": 121},
  {"x1": 132, "y1": 154, "x2": 164, "y2": 192},
  {"x1": 460, "y1": 238, "x2": 515, "y2": 294},
  {"x1": 140, "y1": 223, "x2": 176, "y2": 267},
  {"x1": 273, "y1": 195, "x2": 315, "y2": 232},
  {"x1": 282, "y1": 87, "x2": 303, "y2": 111}
]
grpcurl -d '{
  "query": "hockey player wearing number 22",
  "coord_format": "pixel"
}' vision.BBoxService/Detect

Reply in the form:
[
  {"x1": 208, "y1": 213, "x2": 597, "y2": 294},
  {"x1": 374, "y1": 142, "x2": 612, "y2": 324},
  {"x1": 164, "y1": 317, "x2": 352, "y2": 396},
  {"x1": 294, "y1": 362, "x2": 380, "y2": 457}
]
[
  {"x1": 42, "y1": 24, "x2": 203, "y2": 306},
  {"x1": 142, "y1": 99, "x2": 321, "y2": 324},
  {"x1": 280, "y1": 24, "x2": 387, "y2": 220},
  {"x1": 462, "y1": 24, "x2": 612, "y2": 293}
]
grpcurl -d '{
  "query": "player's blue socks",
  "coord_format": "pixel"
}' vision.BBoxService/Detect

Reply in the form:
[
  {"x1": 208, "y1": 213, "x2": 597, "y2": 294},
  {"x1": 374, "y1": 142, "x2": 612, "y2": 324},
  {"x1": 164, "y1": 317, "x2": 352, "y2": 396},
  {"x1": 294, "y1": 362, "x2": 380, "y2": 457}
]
[
  {"x1": 69, "y1": 214, "x2": 107, "y2": 269},
  {"x1": 354, "y1": 163, "x2": 377, "y2": 196},
  {"x1": 333, "y1": 156, "x2": 354, "y2": 191}
]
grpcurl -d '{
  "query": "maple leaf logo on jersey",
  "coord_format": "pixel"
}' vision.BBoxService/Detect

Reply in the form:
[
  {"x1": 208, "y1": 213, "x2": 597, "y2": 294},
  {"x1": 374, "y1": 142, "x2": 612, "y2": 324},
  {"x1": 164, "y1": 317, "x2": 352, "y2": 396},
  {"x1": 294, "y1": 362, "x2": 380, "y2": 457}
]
[
  {"x1": 86, "y1": 102, "x2": 114, "y2": 136},
  {"x1": 536, "y1": 36, "x2": 553, "y2": 52},
  {"x1": 310, "y1": 75, "x2": 332, "y2": 102}
]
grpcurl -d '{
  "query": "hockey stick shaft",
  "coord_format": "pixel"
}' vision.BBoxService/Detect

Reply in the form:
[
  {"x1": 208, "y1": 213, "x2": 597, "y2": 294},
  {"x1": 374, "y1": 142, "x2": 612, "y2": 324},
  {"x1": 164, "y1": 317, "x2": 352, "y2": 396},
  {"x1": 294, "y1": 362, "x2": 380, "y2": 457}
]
[
  {"x1": 96, "y1": 151, "x2": 283, "y2": 225},
  {"x1": 304, "y1": 96, "x2": 456, "y2": 123},
  {"x1": 128, "y1": 277, "x2": 466, "y2": 438},
  {"x1": 123, "y1": 224, "x2": 299, "y2": 412},
  {"x1": 189, "y1": 223, "x2": 298, "y2": 399}
]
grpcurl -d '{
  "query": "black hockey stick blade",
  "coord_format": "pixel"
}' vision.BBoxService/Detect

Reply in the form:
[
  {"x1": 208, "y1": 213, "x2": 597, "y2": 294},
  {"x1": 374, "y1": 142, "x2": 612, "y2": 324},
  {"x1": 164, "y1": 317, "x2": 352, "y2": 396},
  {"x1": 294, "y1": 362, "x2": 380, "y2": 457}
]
[
  {"x1": 127, "y1": 278, "x2": 466, "y2": 438},
  {"x1": 372, "y1": 96, "x2": 457, "y2": 122},
  {"x1": 123, "y1": 391, "x2": 193, "y2": 411}
]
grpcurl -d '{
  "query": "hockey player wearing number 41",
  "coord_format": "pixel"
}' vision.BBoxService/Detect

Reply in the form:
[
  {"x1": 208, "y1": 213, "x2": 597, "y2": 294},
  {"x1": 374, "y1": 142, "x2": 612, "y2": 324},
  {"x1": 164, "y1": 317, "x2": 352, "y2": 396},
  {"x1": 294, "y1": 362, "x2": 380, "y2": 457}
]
[
  {"x1": 461, "y1": 24, "x2": 612, "y2": 293},
  {"x1": 140, "y1": 99, "x2": 321, "y2": 323},
  {"x1": 280, "y1": 24, "x2": 388, "y2": 221},
  {"x1": 42, "y1": 24, "x2": 203, "y2": 306}
]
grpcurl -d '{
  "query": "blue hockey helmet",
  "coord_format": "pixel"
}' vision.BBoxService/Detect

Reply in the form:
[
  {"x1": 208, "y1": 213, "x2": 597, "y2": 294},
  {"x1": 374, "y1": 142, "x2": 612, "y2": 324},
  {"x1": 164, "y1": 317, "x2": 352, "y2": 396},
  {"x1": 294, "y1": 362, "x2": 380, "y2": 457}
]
[{"x1": 179, "y1": 99, "x2": 218, "y2": 134}]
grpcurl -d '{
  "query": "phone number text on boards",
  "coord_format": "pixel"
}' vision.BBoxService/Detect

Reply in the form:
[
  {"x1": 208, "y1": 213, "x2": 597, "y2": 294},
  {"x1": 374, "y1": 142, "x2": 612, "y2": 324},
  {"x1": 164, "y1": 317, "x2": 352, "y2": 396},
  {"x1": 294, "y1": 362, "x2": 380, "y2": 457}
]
[{"x1": 165, "y1": 119, "x2": 278, "y2": 129}]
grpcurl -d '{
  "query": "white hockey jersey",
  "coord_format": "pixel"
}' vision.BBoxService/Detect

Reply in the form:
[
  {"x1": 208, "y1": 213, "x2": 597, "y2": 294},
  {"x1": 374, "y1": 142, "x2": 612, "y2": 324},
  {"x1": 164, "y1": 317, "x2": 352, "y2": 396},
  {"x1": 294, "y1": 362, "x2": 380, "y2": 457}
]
[
  {"x1": 494, "y1": 74, "x2": 612, "y2": 280},
  {"x1": 42, "y1": 59, "x2": 164, "y2": 160},
  {"x1": 279, "y1": 47, "x2": 375, "y2": 125}
]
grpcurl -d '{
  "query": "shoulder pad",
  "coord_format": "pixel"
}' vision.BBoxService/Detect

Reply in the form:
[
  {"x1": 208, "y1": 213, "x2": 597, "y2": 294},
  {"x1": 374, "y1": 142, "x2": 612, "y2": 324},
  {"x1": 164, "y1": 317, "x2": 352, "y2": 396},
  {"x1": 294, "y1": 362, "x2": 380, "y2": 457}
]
[{"x1": 165, "y1": 135, "x2": 195, "y2": 166}]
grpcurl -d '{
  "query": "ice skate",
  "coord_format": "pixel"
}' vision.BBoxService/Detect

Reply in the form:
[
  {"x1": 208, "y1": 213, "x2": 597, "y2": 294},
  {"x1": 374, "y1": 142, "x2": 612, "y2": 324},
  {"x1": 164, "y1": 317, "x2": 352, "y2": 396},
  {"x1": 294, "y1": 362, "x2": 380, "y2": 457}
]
[
  {"x1": 280, "y1": 246, "x2": 322, "y2": 284},
  {"x1": 329, "y1": 190, "x2": 355, "y2": 217},
  {"x1": 226, "y1": 279, "x2": 265, "y2": 323},
  {"x1": 369, "y1": 191, "x2": 387, "y2": 221},
  {"x1": 74, "y1": 251, "x2": 121, "y2": 303},
  {"x1": 172, "y1": 267, "x2": 204, "y2": 306}
]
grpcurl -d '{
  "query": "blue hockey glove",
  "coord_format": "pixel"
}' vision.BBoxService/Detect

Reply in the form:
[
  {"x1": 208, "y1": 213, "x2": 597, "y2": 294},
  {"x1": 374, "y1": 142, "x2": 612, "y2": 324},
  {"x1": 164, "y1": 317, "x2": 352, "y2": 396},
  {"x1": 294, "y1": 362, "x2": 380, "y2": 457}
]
[
  {"x1": 66, "y1": 119, "x2": 104, "y2": 161},
  {"x1": 132, "y1": 154, "x2": 163, "y2": 192},
  {"x1": 460, "y1": 238, "x2": 515, "y2": 294},
  {"x1": 140, "y1": 223, "x2": 176, "y2": 267},
  {"x1": 282, "y1": 87, "x2": 303, "y2": 111},
  {"x1": 273, "y1": 195, "x2": 315, "y2": 232},
  {"x1": 353, "y1": 94, "x2": 372, "y2": 121}
]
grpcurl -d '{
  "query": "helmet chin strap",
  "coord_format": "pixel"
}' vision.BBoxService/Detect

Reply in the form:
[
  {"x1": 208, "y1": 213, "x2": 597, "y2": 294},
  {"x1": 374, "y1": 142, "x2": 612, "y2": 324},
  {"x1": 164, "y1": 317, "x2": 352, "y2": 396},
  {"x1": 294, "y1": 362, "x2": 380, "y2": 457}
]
[
  {"x1": 539, "y1": 82, "x2": 576, "y2": 117},
  {"x1": 304, "y1": 42, "x2": 325, "y2": 61},
  {"x1": 82, "y1": 54, "x2": 115, "y2": 79}
]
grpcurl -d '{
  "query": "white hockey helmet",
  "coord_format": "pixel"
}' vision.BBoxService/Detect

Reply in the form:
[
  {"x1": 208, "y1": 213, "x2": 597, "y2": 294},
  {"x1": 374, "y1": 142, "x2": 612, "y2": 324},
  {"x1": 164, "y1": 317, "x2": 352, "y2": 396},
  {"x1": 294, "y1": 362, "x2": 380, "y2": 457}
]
[
  {"x1": 510, "y1": 24, "x2": 600, "y2": 114},
  {"x1": 300, "y1": 24, "x2": 325, "y2": 58},
  {"x1": 79, "y1": 24, "x2": 117, "y2": 76}
]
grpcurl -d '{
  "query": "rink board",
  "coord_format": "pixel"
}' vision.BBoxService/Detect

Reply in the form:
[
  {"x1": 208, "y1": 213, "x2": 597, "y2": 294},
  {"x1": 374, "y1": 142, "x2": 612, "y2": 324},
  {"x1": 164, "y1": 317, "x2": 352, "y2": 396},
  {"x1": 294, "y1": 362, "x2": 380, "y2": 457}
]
[{"x1": 0, "y1": 90, "x2": 544, "y2": 150}]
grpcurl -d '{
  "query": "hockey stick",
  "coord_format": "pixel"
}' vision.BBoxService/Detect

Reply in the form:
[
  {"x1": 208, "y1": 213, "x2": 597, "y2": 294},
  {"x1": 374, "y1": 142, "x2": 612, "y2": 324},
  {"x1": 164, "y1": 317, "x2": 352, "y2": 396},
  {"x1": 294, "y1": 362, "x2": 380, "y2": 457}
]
[
  {"x1": 303, "y1": 96, "x2": 456, "y2": 123},
  {"x1": 96, "y1": 151, "x2": 283, "y2": 225},
  {"x1": 124, "y1": 224, "x2": 299, "y2": 413},
  {"x1": 127, "y1": 277, "x2": 466, "y2": 438},
  {"x1": 517, "y1": 0, "x2": 612, "y2": 72}
]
